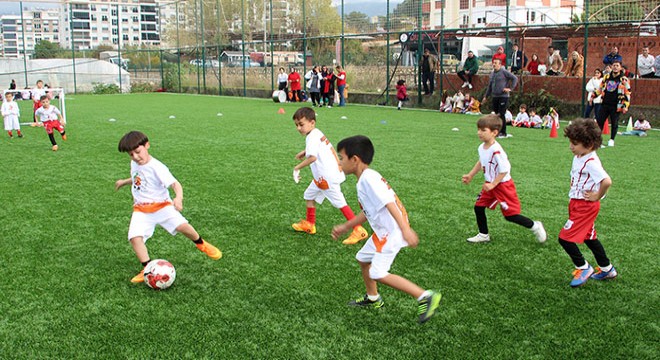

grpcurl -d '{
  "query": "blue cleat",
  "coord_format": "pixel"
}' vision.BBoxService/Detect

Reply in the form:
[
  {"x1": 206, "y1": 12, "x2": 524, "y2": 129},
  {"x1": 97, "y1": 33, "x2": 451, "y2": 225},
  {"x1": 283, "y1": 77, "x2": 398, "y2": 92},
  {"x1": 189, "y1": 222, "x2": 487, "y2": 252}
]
[
  {"x1": 570, "y1": 265, "x2": 594, "y2": 287},
  {"x1": 591, "y1": 266, "x2": 618, "y2": 280}
]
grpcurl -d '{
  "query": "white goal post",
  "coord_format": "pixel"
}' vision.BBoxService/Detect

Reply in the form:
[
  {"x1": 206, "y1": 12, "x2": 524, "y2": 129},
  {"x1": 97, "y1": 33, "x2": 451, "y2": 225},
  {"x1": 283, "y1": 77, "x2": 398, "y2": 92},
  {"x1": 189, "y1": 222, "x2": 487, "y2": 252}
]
[{"x1": 2, "y1": 87, "x2": 67, "y2": 126}]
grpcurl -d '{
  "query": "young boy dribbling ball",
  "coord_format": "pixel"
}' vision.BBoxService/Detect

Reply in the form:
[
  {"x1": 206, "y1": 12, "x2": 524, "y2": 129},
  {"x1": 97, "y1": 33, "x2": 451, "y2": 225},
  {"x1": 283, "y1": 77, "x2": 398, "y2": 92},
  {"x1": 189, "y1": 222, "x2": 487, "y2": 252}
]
[
  {"x1": 332, "y1": 135, "x2": 441, "y2": 324},
  {"x1": 560, "y1": 119, "x2": 617, "y2": 287},
  {"x1": 1, "y1": 92, "x2": 22, "y2": 138},
  {"x1": 34, "y1": 96, "x2": 66, "y2": 151},
  {"x1": 462, "y1": 114, "x2": 547, "y2": 243},
  {"x1": 115, "y1": 131, "x2": 222, "y2": 283},
  {"x1": 292, "y1": 107, "x2": 369, "y2": 245}
]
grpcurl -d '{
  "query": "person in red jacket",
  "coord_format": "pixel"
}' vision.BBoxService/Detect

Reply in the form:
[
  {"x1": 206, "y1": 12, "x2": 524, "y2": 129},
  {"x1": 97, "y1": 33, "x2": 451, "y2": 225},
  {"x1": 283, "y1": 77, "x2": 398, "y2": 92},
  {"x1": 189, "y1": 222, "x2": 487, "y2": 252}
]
[
  {"x1": 527, "y1": 54, "x2": 541, "y2": 75},
  {"x1": 335, "y1": 65, "x2": 347, "y2": 106},
  {"x1": 396, "y1": 79, "x2": 409, "y2": 110},
  {"x1": 288, "y1": 68, "x2": 302, "y2": 102},
  {"x1": 492, "y1": 46, "x2": 506, "y2": 67}
]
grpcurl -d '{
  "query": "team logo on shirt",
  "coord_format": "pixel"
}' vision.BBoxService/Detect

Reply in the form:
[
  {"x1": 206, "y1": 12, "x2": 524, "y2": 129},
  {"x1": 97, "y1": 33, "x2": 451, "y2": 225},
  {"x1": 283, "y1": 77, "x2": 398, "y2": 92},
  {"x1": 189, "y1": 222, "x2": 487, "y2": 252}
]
[
  {"x1": 132, "y1": 172, "x2": 143, "y2": 191},
  {"x1": 605, "y1": 80, "x2": 618, "y2": 92},
  {"x1": 563, "y1": 219, "x2": 573, "y2": 230}
]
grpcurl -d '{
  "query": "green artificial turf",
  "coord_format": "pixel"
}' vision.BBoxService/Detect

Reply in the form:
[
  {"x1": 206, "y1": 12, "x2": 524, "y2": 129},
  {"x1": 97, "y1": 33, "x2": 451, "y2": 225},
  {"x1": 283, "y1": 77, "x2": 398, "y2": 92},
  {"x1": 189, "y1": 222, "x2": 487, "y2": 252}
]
[{"x1": 0, "y1": 93, "x2": 657, "y2": 359}]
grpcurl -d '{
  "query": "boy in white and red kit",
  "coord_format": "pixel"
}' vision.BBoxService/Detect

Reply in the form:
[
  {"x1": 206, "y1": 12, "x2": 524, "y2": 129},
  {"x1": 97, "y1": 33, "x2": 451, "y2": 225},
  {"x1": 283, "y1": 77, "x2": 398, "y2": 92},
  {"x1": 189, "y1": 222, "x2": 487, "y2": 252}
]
[
  {"x1": 34, "y1": 96, "x2": 66, "y2": 151},
  {"x1": 462, "y1": 114, "x2": 546, "y2": 243},
  {"x1": 291, "y1": 107, "x2": 369, "y2": 245},
  {"x1": 560, "y1": 118, "x2": 616, "y2": 287},
  {"x1": 2, "y1": 92, "x2": 22, "y2": 138},
  {"x1": 115, "y1": 131, "x2": 222, "y2": 283}
]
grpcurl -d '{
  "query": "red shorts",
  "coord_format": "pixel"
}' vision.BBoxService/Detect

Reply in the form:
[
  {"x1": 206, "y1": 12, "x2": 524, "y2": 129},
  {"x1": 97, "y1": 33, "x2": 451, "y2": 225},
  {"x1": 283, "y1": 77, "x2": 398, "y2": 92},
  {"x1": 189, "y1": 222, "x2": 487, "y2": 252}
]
[
  {"x1": 475, "y1": 180, "x2": 521, "y2": 217},
  {"x1": 43, "y1": 120, "x2": 64, "y2": 134},
  {"x1": 33, "y1": 101, "x2": 42, "y2": 113},
  {"x1": 559, "y1": 199, "x2": 600, "y2": 243}
]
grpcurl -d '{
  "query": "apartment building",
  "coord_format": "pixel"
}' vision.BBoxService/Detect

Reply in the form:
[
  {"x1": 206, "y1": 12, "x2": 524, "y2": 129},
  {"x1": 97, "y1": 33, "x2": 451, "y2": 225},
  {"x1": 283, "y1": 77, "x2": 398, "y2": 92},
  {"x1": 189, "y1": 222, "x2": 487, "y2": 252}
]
[{"x1": 0, "y1": 9, "x2": 60, "y2": 58}]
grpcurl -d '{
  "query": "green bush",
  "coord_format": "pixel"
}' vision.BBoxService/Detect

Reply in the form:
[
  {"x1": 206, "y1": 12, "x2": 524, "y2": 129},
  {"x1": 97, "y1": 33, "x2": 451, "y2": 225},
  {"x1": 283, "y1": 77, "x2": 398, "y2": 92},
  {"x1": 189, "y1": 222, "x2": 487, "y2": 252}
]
[
  {"x1": 509, "y1": 89, "x2": 564, "y2": 117},
  {"x1": 130, "y1": 82, "x2": 156, "y2": 93},
  {"x1": 91, "y1": 83, "x2": 120, "y2": 95}
]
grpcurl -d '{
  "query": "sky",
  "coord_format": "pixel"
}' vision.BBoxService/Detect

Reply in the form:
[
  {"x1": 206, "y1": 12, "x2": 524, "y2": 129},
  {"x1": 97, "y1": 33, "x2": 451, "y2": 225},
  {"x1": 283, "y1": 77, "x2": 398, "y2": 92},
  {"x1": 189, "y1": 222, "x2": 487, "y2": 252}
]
[{"x1": 0, "y1": 2, "x2": 59, "y2": 15}]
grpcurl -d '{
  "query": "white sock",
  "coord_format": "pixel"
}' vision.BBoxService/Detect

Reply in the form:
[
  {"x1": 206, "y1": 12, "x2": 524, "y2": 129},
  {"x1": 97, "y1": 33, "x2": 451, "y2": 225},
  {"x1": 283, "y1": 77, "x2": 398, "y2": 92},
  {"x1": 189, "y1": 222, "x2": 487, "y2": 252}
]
[
  {"x1": 398, "y1": 101, "x2": 402, "y2": 108},
  {"x1": 417, "y1": 290, "x2": 432, "y2": 302},
  {"x1": 600, "y1": 264, "x2": 613, "y2": 272},
  {"x1": 367, "y1": 294, "x2": 380, "y2": 301},
  {"x1": 577, "y1": 262, "x2": 590, "y2": 270}
]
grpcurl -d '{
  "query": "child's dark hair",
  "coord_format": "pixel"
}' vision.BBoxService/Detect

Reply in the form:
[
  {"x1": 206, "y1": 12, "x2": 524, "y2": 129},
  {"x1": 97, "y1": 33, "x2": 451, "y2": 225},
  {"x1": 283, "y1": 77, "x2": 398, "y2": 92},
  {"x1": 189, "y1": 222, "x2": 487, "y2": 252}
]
[
  {"x1": 40, "y1": 95, "x2": 49, "y2": 101},
  {"x1": 337, "y1": 135, "x2": 374, "y2": 165},
  {"x1": 520, "y1": 103, "x2": 527, "y2": 110},
  {"x1": 564, "y1": 118, "x2": 602, "y2": 150},
  {"x1": 118, "y1": 131, "x2": 149, "y2": 152},
  {"x1": 397, "y1": 79, "x2": 405, "y2": 86},
  {"x1": 477, "y1": 114, "x2": 502, "y2": 132},
  {"x1": 529, "y1": 107, "x2": 536, "y2": 113},
  {"x1": 292, "y1": 107, "x2": 316, "y2": 121}
]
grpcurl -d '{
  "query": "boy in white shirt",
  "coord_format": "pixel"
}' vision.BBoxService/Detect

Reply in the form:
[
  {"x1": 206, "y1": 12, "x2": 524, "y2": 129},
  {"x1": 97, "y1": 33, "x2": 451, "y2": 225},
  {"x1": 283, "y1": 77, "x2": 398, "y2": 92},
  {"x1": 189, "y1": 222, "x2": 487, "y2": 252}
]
[
  {"x1": 31, "y1": 80, "x2": 47, "y2": 126},
  {"x1": 34, "y1": 96, "x2": 66, "y2": 151},
  {"x1": 528, "y1": 108, "x2": 543, "y2": 128},
  {"x1": 332, "y1": 135, "x2": 441, "y2": 324},
  {"x1": 115, "y1": 131, "x2": 222, "y2": 284},
  {"x1": 1, "y1": 92, "x2": 23, "y2": 138},
  {"x1": 621, "y1": 117, "x2": 651, "y2": 137},
  {"x1": 292, "y1": 107, "x2": 368, "y2": 245},
  {"x1": 462, "y1": 114, "x2": 546, "y2": 243},
  {"x1": 560, "y1": 119, "x2": 616, "y2": 287},
  {"x1": 513, "y1": 104, "x2": 529, "y2": 127}
]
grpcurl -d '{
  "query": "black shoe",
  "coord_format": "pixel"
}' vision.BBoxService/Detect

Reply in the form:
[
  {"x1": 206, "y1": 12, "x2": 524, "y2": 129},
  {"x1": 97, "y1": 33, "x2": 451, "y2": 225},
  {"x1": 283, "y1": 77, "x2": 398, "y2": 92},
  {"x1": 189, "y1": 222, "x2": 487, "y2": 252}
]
[{"x1": 348, "y1": 294, "x2": 384, "y2": 308}]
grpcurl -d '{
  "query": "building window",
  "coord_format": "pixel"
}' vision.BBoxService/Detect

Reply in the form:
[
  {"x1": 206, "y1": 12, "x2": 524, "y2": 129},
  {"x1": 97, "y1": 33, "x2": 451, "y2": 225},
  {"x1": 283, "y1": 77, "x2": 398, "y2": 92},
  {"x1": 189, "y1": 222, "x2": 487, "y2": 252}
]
[
  {"x1": 133, "y1": 16, "x2": 138, "y2": 22},
  {"x1": 91, "y1": 5, "x2": 96, "y2": 11},
  {"x1": 123, "y1": 34, "x2": 128, "y2": 40},
  {"x1": 112, "y1": 19, "x2": 118, "y2": 26},
  {"x1": 102, "y1": 15, "x2": 108, "y2": 21},
  {"x1": 112, "y1": 29, "x2": 117, "y2": 35},
  {"x1": 133, "y1": 36, "x2": 139, "y2": 41},
  {"x1": 111, "y1": 9, "x2": 117, "y2": 16},
  {"x1": 460, "y1": 0, "x2": 469, "y2": 10},
  {"x1": 34, "y1": 12, "x2": 41, "y2": 19}
]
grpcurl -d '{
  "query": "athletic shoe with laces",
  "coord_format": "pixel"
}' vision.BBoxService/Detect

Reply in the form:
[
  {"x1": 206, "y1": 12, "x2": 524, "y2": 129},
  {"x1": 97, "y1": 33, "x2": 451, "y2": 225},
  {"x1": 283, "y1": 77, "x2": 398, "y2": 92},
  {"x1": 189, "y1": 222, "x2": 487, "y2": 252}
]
[
  {"x1": 130, "y1": 269, "x2": 145, "y2": 283},
  {"x1": 590, "y1": 266, "x2": 618, "y2": 280},
  {"x1": 418, "y1": 291, "x2": 442, "y2": 324},
  {"x1": 570, "y1": 265, "x2": 594, "y2": 287},
  {"x1": 531, "y1": 221, "x2": 547, "y2": 243},
  {"x1": 608, "y1": 139, "x2": 614, "y2": 147},
  {"x1": 468, "y1": 83, "x2": 473, "y2": 89},
  {"x1": 461, "y1": 82, "x2": 469, "y2": 88},
  {"x1": 342, "y1": 226, "x2": 369, "y2": 245},
  {"x1": 467, "y1": 233, "x2": 490, "y2": 243},
  {"x1": 196, "y1": 240, "x2": 222, "y2": 260},
  {"x1": 292, "y1": 220, "x2": 316, "y2": 234},
  {"x1": 348, "y1": 294, "x2": 384, "y2": 308}
]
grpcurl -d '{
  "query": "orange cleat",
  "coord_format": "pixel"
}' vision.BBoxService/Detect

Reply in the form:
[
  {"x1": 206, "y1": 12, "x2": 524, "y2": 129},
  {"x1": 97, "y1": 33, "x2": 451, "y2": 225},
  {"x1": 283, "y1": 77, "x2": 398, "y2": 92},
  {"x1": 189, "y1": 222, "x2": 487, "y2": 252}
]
[
  {"x1": 342, "y1": 225, "x2": 369, "y2": 245},
  {"x1": 130, "y1": 269, "x2": 145, "y2": 283},
  {"x1": 196, "y1": 240, "x2": 222, "y2": 260},
  {"x1": 62, "y1": 134, "x2": 67, "y2": 141},
  {"x1": 292, "y1": 220, "x2": 316, "y2": 234}
]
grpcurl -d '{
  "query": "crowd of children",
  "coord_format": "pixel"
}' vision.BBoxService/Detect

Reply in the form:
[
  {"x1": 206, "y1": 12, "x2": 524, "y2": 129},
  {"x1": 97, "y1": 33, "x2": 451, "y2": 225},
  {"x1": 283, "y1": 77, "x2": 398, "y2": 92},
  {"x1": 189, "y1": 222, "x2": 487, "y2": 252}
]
[{"x1": 438, "y1": 89, "x2": 482, "y2": 115}]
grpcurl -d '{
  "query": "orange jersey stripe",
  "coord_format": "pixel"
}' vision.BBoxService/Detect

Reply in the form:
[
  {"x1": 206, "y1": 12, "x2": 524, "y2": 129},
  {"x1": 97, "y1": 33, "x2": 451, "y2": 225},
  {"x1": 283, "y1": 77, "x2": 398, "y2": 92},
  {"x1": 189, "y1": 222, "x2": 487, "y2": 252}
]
[
  {"x1": 372, "y1": 233, "x2": 387, "y2": 253},
  {"x1": 133, "y1": 201, "x2": 172, "y2": 213}
]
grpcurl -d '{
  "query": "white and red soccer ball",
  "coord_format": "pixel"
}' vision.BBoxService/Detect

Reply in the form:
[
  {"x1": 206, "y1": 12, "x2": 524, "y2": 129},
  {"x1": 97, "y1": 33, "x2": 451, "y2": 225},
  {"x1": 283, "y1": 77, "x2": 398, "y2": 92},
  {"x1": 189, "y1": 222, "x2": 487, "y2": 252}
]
[{"x1": 144, "y1": 259, "x2": 176, "y2": 290}]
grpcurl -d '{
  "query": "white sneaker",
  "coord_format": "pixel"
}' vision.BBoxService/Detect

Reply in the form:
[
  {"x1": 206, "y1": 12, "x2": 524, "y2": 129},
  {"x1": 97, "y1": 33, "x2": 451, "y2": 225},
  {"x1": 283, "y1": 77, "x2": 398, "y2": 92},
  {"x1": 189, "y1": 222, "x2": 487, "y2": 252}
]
[
  {"x1": 531, "y1": 221, "x2": 547, "y2": 243},
  {"x1": 506, "y1": 133, "x2": 513, "y2": 138},
  {"x1": 461, "y1": 82, "x2": 468, "y2": 88},
  {"x1": 608, "y1": 139, "x2": 614, "y2": 147},
  {"x1": 467, "y1": 233, "x2": 490, "y2": 243},
  {"x1": 468, "y1": 83, "x2": 473, "y2": 89}
]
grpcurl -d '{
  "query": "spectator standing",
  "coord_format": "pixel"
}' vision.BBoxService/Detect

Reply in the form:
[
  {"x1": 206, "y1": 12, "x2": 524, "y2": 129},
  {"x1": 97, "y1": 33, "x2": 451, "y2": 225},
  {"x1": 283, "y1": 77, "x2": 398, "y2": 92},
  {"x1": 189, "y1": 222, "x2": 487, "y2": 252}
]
[
  {"x1": 592, "y1": 61, "x2": 631, "y2": 147},
  {"x1": 547, "y1": 50, "x2": 564, "y2": 76},
  {"x1": 637, "y1": 47, "x2": 655, "y2": 79},
  {"x1": 510, "y1": 44, "x2": 527, "y2": 73},
  {"x1": 307, "y1": 66, "x2": 322, "y2": 107},
  {"x1": 527, "y1": 54, "x2": 541, "y2": 75},
  {"x1": 547, "y1": 46, "x2": 555, "y2": 69},
  {"x1": 277, "y1": 67, "x2": 288, "y2": 91},
  {"x1": 565, "y1": 51, "x2": 584, "y2": 77},
  {"x1": 584, "y1": 69, "x2": 603, "y2": 118},
  {"x1": 420, "y1": 48, "x2": 438, "y2": 95},
  {"x1": 322, "y1": 69, "x2": 336, "y2": 108},
  {"x1": 603, "y1": 46, "x2": 623, "y2": 67},
  {"x1": 458, "y1": 51, "x2": 479, "y2": 89},
  {"x1": 288, "y1": 68, "x2": 303, "y2": 102},
  {"x1": 319, "y1": 65, "x2": 329, "y2": 106},
  {"x1": 482, "y1": 58, "x2": 518, "y2": 138},
  {"x1": 335, "y1": 65, "x2": 347, "y2": 106},
  {"x1": 492, "y1": 46, "x2": 506, "y2": 67}
]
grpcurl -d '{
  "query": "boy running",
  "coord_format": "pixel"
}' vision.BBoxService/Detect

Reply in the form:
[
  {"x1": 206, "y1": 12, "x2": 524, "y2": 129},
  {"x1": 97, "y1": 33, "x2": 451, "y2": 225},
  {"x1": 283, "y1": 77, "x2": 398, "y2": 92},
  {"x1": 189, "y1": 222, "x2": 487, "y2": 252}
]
[
  {"x1": 462, "y1": 114, "x2": 546, "y2": 243},
  {"x1": 332, "y1": 135, "x2": 441, "y2": 324},
  {"x1": 560, "y1": 118, "x2": 617, "y2": 287},
  {"x1": 34, "y1": 96, "x2": 66, "y2": 151},
  {"x1": 115, "y1": 131, "x2": 222, "y2": 283},
  {"x1": 292, "y1": 107, "x2": 368, "y2": 245}
]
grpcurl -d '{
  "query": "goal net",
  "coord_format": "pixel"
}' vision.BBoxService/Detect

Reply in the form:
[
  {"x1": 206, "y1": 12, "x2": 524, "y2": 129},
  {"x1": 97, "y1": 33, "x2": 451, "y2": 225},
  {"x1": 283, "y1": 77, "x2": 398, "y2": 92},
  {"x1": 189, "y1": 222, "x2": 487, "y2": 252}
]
[{"x1": 2, "y1": 87, "x2": 67, "y2": 126}]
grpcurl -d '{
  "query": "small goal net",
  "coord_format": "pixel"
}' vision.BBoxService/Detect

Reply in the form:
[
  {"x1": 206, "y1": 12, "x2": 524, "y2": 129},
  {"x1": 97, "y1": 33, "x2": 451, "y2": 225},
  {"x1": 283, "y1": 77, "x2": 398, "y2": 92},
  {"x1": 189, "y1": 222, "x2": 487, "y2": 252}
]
[{"x1": 2, "y1": 88, "x2": 67, "y2": 126}]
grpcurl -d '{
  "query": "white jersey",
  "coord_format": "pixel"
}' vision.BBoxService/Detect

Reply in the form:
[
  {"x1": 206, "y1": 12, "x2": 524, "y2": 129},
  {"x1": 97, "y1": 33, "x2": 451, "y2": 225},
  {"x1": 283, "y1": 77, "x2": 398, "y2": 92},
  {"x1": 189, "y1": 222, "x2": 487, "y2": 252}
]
[
  {"x1": 634, "y1": 120, "x2": 651, "y2": 131},
  {"x1": 130, "y1": 157, "x2": 177, "y2": 205},
  {"x1": 478, "y1": 142, "x2": 512, "y2": 183},
  {"x1": 568, "y1": 151, "x2": 609, "y2": 199},
  {"x1": 277, "y1": 73, "x2": 288, "y2": 83},
  {"x1": 32, "y1": 88, "x2": 46, "y2": 101},
  {"x1": 357, "y1": 168, "x2": 408, "y2": 245},
  {"x1": 35, "y1": 106, "x2": 61, "y2": 122},
  {"x1": 515, "y1": 112, "x2": 529, "y2": 124},
  {"x1": 1, "y1": 100, "x2": 20, "y2": 118},
  {"x1": 305, "y1": 128, "x2": 345, "y2": 184}
]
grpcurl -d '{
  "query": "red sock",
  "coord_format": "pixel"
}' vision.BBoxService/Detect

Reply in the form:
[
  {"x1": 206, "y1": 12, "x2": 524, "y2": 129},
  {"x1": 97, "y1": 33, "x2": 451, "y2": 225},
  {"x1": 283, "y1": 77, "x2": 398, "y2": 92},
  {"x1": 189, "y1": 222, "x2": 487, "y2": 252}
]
[
  {"x1": 7, "y1": 131, "x2": 12, "y2": 137},
  {"x1": 16, "y1": 130, "x2": 21, "y2": 136},
  {"x1": 306, "y1": 207, "x2": 316, "y2": 224},
  {"x1": 340, "y1": 206, "x2": 355, "y2": 221}
]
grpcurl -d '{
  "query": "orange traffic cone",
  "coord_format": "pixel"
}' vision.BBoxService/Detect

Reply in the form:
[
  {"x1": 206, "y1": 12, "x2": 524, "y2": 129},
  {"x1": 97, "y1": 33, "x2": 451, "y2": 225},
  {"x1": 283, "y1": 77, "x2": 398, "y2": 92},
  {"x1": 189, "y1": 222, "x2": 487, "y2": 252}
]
[
  {"x1": 278, "y1": 108, "x2": 285, "y2": 114},
  {"x1": 602, "y1": 118, "x2": 610, "y2": 135},
  {"x1": 549, "y1": 119, "x2": 558, "y2": 138}
]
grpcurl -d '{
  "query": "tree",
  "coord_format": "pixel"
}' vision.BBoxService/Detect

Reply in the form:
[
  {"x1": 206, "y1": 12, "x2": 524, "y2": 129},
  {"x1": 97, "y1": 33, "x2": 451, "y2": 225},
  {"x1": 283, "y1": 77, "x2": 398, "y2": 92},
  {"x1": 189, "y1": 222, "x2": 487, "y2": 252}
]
[
  {"x1": 33, "y1": 40, "x2": 63, "y2": 59},
  {"x1": 345, "y1": 11, "x2": 372, "y2": 33}
]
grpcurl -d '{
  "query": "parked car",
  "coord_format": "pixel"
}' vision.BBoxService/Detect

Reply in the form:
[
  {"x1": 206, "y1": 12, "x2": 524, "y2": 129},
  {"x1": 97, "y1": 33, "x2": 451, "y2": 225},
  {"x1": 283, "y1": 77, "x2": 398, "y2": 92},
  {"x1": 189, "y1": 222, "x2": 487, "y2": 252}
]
[{"x1": 189, "y1": 59, "x2": 219, "y2": 68}]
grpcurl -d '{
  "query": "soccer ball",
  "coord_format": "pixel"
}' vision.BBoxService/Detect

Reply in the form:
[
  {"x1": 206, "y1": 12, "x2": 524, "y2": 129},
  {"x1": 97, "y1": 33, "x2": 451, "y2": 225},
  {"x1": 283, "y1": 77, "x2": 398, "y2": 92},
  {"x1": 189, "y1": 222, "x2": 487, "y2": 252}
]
[{"x1": 144, "y1": 259, "x2": 176, "y2": 290}]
